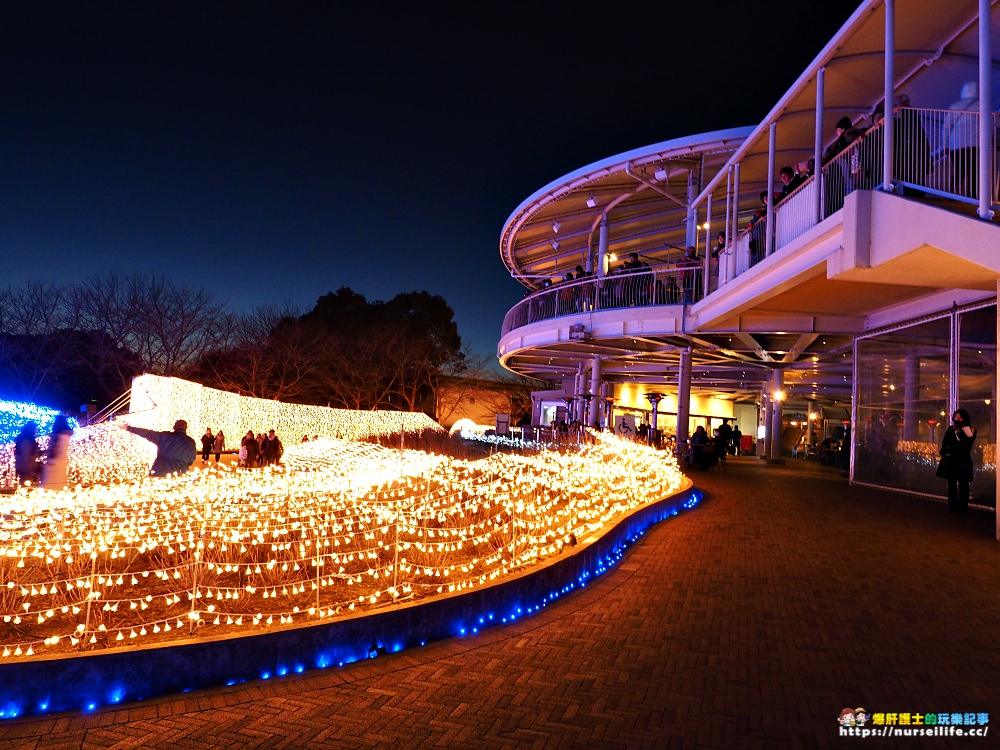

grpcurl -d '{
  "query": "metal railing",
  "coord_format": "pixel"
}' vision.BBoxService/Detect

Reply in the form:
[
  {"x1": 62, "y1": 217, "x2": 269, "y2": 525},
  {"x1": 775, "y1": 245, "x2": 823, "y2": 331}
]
[
  {"x1": 501, "y1": 263, "x2": 704, "y2": 336},
  {"x1": 716, "y1": 106, "x2": 1000, "y2": 290}
]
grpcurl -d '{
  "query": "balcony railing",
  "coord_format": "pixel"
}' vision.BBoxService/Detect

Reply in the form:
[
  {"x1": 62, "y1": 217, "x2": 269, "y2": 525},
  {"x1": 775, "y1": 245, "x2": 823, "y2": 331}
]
[
  {"x1": 501, "y1": 263, "x2": 702, "y2": 337},
  {"x1": 503, "y1": 108, "x2": 998, "y2": 337},
  {"x1": 716, "y1": 106, "x2": 999, "y2": 289}
]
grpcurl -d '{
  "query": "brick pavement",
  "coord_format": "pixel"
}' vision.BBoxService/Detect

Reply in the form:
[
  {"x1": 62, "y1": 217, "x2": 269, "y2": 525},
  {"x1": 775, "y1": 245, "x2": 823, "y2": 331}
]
[{"x1": 1, "y1": 457, "x2": 998, "y2": 749}]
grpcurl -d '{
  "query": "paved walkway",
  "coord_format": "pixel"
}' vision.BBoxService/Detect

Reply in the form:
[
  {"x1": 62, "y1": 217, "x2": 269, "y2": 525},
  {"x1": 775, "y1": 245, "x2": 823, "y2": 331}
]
[{"x1": 1, "y1": 457, "x2": 998, "y2": 749}]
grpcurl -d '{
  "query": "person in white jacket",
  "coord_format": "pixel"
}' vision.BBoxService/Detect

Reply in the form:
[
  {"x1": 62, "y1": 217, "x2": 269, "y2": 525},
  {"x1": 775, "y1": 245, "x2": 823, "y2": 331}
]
[{"x1": 40, "y1": 416, "x2": 74, "y2": 489}]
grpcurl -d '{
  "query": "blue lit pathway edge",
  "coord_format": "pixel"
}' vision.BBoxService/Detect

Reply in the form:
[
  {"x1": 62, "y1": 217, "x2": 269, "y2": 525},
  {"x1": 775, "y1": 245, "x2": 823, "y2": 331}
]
[{"x1": 0, "y1": 483, "x2": 701, "y2": 719}]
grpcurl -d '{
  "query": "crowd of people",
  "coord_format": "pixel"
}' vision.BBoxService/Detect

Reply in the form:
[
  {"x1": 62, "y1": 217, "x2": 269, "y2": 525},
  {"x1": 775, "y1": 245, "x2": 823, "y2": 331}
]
[
  {"x1": 744, "y1": 82, "x2": 991, "y2": 267},
  {"x1": 238, "y1": 428, "x2": 284, "y2": 468},
  {"x1": 518, "y1": 247, "x2": 710, "y2": 326},
  {"x1": 689, "y1": 419, "x2": 741, "y2": 470}
]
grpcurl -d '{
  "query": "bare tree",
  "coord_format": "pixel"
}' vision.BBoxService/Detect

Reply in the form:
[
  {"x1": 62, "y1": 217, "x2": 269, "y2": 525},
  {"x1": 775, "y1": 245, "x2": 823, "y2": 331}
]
[
  {"x1": 0, "y1": 281, "x2": 81, "y2": 402},
  {"x1": 193, "y1": 305, "x2": 319, "y2": 400},
  {"x1": 131, "y1": 276, "x2": 227, "y2": 375}
]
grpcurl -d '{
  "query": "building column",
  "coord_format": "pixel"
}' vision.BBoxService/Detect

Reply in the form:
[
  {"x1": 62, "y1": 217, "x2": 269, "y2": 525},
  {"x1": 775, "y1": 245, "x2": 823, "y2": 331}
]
[
  {"x1": 685, "y1": 169, "x2": 697, "y2": 248},
  {"x1": 807, "y1": 400, "x2": 816, "y2": 446},
  {"x1": 589, "y1": 355, "x2": 602, "y2": 428},
  {"x1": 574, "y1": 366, "x2": 586, "y2": 424},
  {"x1": 703, "y1": 193, "x2": 713, "y2": 298},
  {"x1": 766, "y1": 122, "x2": 777, "y2": 256},
  {"x1": 979, "y1": 0, "x2": 994, "y2": 220},
  {"x1": 729, "y1": 163, "x2": 740, "y2": 281},
  {"x1": 814, "y1": 66, "x2": 825, "y2": 223},
  {"x1": 769, "y1": 369, "x2": 785, "y2": 460},
  {"x1": 882, "y1": 0, "x2": 895, "y2": 192},
  {"x1": 676, "y1": 348, "x2": 693, "y2": 449},
  {"x1": 761, "y1": 389, "x2": 772, "y2": 459},
  {"x1": 598, "y1": 215, "x2": 610, "y2": 278},
  {"x1": 903, "y1": 355, "x2": 920, "y2": 441}
]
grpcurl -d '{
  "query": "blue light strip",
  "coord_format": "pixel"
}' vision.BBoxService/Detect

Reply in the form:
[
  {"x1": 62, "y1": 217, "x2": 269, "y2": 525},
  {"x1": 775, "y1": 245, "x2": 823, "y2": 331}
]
[{"x1": 0, "y1": 399, "x2": 80, "y2": 444}]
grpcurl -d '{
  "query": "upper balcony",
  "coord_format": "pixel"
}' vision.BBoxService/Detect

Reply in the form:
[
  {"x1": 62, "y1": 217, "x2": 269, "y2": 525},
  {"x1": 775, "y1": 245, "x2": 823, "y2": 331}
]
[{"x1": 497, "y1": 0, "x2": 998, "y2": 402}]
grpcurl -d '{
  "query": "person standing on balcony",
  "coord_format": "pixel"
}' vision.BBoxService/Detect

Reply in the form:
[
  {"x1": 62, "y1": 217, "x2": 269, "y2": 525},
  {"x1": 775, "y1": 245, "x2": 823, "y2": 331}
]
[
  {"x1": 747, "y1": 192, "x2": 768, "y2": 266},
  {"x1": 709, "y1": 232, "x2": 726, "y2": 291},
  {"x1": 823, "y1": 116, "x2": 854, "y2": 216},
  {"x1": 945, "y1": 81, "x2": 980, "y2": 197},
  {"x1": 777, "y1": 166, "x2": 804, "y2": 203},
  {"x1": 681, "y1": 246, "x2": 702, "y2": 303}
]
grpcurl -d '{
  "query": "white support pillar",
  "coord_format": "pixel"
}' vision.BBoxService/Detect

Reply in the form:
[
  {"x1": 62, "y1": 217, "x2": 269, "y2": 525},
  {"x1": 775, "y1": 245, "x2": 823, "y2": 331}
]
[
  {"x1": 979, "y1": 0, "x2": 994, "y2": 220},
  {"x1": 729, "y1": 162, "x2": 741, "y2": 281},
  {"x1": 814, "y1": 67, "x2": 825, "y2": 223},
  {"x1": 676, "y1": 349, "x2": 693, "y2": 449},
  {"x1": 761, "y1": 389, "x2": 772, "y2": 458},
  {"x1": 589, "y1": 355, "x2": 602, "y2": 428},
  {"x1": 807, "y1": 400, "x2": 816, "y2": 447},
  {"x1": 575, "y1": 366, "x2": 586, "y2": 424},
  {"x1": 903, "y1": 355, "x2": 920, "y2": 441},
  {"x1": 882, "y1": 0, "x2": 895, "y2": 192},
  {"x1": 598, "y1": 215, "x2": 609, "y2": 278},
  {"x1": 685, "y1": 169, "x2": 697, "y2": 248},
  {"x1": 766, "y1": 122, "x2": 776, "y2": 256},
  {"x1": 769, "y1": 370, "x2": 785, "y2": 460},
  {"x1": 996, "y1": 280, "x2": 999, "y2": 540},
  {"x1": 703, "y1": 193, "x2": 713, "y2": 298}
]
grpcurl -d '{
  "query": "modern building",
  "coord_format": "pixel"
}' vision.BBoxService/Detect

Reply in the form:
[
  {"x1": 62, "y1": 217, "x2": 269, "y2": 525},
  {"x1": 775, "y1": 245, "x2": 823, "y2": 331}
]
[{"x1": 497, "y1": 0, "x2": 1000, "y2": 532}]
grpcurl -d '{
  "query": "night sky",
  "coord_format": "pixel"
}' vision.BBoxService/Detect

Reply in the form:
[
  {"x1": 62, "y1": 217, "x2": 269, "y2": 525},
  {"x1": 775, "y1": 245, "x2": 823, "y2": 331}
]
[{"x1": 4, "y1": 2, "x2": 859, "y2": 360}]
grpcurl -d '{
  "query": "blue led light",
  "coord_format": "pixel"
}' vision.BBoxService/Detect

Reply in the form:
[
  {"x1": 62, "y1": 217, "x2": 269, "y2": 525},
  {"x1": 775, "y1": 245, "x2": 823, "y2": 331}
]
[
  {"x1": 261, "y1": 672, "x2": 271, "y2": 680},
  {"x1": 277, "y1": 666, "x2": 288, "y2": 677}
]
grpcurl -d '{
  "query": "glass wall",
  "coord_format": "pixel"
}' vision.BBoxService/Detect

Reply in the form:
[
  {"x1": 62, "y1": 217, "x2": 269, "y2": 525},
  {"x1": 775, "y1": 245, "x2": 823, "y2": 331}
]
[{"x1": 854, "y1": 302, "x2": 996, "y2": 509}]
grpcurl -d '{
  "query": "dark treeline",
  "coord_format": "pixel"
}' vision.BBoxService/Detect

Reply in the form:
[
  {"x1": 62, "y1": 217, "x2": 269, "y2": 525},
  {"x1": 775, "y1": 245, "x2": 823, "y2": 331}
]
[{"x1": 0, "y1": 276, "x2": 536, "y2": 420}]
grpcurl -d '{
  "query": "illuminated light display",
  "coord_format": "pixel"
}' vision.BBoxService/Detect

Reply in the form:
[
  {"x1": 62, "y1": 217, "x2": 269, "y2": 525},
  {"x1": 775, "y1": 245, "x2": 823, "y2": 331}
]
[
  {"x1": 0, "y1": 417, "x2": 686, "y2": 658},
  {"x1": 125, "y1": 374, "x2": 444, "y2": 443}
]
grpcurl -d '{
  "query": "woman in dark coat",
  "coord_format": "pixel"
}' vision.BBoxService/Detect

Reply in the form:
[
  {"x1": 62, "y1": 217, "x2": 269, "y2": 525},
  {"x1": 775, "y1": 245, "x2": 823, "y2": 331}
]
[
  {"x1": 938, "y1": 408, "x2": 976, "y2": 514},
  {"x1": 201, "y1": 428, "x2": 214, "y2": 462},
  {"x1": 241, "y1": 430, "x2": 260, "y2": 468},
  {"x1": 14, "y1": 421, "x2": 42, "y2": 486}
]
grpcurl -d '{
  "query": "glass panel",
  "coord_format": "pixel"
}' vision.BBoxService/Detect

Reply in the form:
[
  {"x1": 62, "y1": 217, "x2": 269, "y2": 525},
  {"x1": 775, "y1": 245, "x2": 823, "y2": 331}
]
[
  {"x1": 855, "y1": 317, "x2": 950, "y2": 493},
  {"x1": 958, "y1": 306, "x2": 997, "y2": 509}
]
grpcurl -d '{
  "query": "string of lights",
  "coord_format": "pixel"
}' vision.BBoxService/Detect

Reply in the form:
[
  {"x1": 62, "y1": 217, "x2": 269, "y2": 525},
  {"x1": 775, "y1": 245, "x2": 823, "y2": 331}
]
[{"x1": 0, "y1": 425, "x2": 684, "y2": 658}]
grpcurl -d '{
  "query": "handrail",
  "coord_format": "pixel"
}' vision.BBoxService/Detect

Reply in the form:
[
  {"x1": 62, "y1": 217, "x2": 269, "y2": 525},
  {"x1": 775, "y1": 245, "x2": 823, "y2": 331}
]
[
  {"x1": 503, "y1": 108, "x2": 999, "y2": 337},
  {"x1": 501, "y1": 262, "x2": 703, "y2": 337}
]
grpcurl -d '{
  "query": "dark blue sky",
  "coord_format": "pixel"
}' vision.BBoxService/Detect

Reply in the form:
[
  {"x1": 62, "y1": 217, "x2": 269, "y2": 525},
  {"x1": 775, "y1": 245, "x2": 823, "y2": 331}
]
[{"x1": 3, "y1": 2, "x2": 857, "y2": 359}]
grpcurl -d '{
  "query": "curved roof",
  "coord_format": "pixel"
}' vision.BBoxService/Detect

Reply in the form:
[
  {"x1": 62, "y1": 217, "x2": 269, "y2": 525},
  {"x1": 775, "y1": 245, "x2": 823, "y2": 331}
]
[
  {"x1": 698, "y1": 0, "x2": 1000, "y2": 206},
  {"x1": 500, "y1": 128, "x2": 753, "y2": 287}
]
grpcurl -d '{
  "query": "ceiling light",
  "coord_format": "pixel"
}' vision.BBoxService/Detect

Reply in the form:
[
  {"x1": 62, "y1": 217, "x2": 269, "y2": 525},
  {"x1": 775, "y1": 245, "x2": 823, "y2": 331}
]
[
  {"x1": 552, "y1": 221, "x2": 561, "y2": 233},
  {"x1": 654, "y1": 168, "x2": 668, "y2": 182},
  {"x1": 586, "y1": 195, "x2": 596, "y2": 208},
  {"x1": 552, "y1": 240, "x2": 560, "y2": 250}
]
